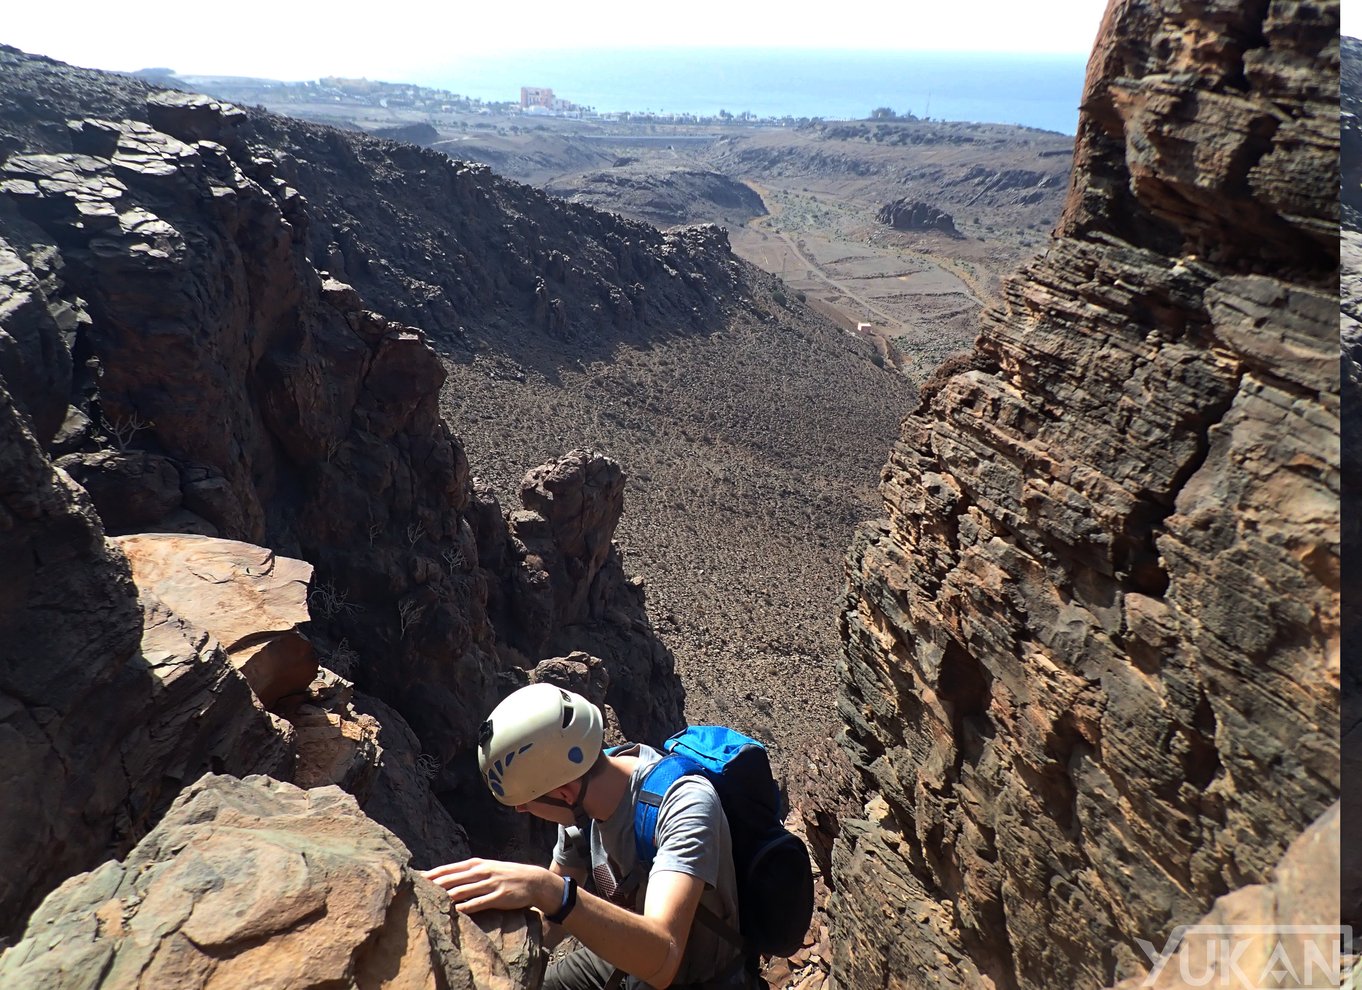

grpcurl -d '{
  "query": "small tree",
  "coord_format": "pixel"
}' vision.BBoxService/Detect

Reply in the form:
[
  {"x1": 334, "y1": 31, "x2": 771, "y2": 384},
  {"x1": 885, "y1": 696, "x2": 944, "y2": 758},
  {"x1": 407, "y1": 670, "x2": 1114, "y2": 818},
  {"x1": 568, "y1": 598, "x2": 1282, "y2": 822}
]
[{"x1": 871, "y1": 107, "x2": 897, "y2": 120}]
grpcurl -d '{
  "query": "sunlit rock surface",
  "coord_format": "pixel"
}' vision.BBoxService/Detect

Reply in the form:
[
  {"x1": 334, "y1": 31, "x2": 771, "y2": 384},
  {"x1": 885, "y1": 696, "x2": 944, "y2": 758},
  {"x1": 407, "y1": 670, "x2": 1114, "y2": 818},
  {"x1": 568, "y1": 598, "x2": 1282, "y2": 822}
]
[{"x1": 830, "y1": 1, "x2": 1339, "y2": 987}]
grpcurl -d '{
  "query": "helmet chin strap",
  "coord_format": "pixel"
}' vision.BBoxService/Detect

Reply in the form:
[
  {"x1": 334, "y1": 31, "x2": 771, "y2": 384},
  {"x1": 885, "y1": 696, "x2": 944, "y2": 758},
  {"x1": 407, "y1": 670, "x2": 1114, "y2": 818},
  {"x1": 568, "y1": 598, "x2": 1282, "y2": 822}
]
[
  {"x1": 534, "y1": 761, "x2": 597, "y2": 822},
  {"x1": 571, "y1": 768, "x2": 595, "y2": 830}
]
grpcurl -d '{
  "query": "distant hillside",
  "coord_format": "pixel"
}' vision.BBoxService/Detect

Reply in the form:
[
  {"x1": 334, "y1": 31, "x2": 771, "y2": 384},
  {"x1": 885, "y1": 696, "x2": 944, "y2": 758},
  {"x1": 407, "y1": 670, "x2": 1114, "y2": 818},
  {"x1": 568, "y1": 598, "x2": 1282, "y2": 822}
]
[{"x1": 545, "y1": 163, "x2": 768, "y2": 227}]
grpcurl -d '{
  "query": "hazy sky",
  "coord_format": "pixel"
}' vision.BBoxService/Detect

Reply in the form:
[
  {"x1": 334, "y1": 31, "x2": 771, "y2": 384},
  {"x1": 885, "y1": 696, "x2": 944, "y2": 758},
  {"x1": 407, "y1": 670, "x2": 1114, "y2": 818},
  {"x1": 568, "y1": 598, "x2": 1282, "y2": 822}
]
[{"x1": 6, "y1": 0, "x2": 1110, "y2": 81}]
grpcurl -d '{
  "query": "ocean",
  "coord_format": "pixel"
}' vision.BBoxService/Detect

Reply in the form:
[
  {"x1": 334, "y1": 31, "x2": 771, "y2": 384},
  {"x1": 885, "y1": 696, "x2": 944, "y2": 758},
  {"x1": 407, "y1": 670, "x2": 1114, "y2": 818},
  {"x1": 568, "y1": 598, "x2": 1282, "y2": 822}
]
[{"x1": 416, "y1": 49, "x2": 1089, "y2": 135}]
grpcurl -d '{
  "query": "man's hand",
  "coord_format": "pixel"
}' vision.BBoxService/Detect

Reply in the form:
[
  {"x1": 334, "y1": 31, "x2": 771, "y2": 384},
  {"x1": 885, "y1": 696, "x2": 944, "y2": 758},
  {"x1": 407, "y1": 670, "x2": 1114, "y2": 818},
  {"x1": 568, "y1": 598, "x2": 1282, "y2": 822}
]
[{"x1": 421, "y1": 858, "x2": 558, "y2": 915}]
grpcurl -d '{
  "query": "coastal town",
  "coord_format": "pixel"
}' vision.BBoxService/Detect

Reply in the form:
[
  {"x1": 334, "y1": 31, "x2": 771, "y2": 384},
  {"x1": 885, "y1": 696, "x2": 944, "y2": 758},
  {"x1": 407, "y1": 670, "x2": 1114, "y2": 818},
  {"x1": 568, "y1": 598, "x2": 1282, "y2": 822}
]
[{"x1": 138, "y1": 68, "x2": 854, "y2": 129}]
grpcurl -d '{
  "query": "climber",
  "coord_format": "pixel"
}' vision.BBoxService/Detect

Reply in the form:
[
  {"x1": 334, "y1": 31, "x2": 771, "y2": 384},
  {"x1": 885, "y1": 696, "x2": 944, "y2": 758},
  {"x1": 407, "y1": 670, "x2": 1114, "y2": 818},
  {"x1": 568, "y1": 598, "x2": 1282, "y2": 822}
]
[{"x1": 422, "y1": 683, "x2": 751, "y2": 990}]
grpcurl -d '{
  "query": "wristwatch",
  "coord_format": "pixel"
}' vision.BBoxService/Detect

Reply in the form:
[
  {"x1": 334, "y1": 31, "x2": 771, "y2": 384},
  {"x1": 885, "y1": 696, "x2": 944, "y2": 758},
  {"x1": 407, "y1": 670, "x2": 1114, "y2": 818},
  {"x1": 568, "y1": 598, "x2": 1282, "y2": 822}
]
[{"x1": 546, "y1": 875, "x2": 578, "y2": 924}]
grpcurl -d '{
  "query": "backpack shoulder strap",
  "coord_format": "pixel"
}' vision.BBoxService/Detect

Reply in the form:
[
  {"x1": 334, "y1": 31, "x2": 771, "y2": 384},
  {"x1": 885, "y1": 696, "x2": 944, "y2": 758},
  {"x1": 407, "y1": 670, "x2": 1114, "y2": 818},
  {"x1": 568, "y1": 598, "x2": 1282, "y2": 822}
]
[{"x1": 632, "y1": 753, "x2": 704, "y2": 865}]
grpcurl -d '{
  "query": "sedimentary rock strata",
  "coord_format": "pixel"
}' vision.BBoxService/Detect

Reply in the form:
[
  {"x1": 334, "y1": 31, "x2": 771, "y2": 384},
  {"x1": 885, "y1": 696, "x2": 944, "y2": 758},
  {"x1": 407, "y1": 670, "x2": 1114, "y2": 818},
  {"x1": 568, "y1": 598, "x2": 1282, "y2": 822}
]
[
  {"x1": 831, "y1": 2, "x2": 1339, "y2": 988},
  {"x1": 113, "y1": 533, "x2": 317, "y2": 708}
]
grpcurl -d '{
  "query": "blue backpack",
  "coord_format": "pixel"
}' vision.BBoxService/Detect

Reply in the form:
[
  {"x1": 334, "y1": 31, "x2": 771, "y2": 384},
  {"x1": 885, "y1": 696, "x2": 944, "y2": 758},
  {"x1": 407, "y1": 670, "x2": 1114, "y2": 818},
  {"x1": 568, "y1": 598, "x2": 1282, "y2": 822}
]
[{"x1": 632, "y1": 726, "x2": 815, "y2": 958}]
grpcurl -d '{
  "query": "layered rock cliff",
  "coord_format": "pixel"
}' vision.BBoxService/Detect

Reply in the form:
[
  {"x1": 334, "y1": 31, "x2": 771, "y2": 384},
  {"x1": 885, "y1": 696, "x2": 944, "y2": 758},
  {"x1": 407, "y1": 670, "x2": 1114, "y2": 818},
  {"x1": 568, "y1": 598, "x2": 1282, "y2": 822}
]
[{"x1": 831, "y1": 2, "x2": 1339, "y2": 988}]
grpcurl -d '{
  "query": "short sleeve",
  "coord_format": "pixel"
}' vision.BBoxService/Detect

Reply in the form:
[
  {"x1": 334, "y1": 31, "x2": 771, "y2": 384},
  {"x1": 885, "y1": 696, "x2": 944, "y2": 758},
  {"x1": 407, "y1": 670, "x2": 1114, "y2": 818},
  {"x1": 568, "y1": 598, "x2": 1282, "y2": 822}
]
[{"x1": 650, "y1": 776, "x2": 723, "y2": 888}]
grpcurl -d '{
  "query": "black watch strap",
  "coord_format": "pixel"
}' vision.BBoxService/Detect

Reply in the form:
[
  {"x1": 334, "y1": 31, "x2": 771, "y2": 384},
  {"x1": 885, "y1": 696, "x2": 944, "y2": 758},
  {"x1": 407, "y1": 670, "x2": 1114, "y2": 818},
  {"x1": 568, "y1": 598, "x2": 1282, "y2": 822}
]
[{"x1": 546, "y1": 875, "x2": 578, "y2": 924}]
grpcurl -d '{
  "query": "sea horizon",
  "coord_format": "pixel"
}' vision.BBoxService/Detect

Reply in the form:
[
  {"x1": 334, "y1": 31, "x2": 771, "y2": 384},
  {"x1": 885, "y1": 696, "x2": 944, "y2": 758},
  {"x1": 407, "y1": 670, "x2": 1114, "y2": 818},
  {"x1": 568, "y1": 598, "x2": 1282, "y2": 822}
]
[{"x1": 411, "y1": 47, "x2": 1089, "y2": 135}]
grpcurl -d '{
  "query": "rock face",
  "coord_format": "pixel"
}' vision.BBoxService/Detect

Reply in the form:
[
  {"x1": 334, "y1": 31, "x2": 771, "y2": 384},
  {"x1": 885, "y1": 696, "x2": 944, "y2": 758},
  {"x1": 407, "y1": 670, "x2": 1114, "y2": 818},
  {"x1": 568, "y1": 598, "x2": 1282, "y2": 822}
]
[
  {"x1": 1343, "y1": 37, "x2": 1362, "y2": 229},
  {"x1": 0, "y1": 374, "x2": 300, "y2": 934},
  {"x1": 831, "y1": 3, "x2": 1339, "y2": 989},
  {"x1": 1340, "y1": 34, "x2": 1362, "y2": 930},
  {"x1": 1111, "y1": 803, "x2": 1340, "y2": 990},
  {"x1": 0, "y1": 774, "x2": 543, "y2": 990},
  {"x1": 875, "y1": 198, "x2": 961, "y2": 237},
  {"x1": 507, "y1": 451, "x2": 685, "y2": 743},
  {"x1": 0, "y1": 44, "x2": 693, "y2": 821},
  {"x1": 0, "y1": 100, "x2": 499, "y2": 781}
]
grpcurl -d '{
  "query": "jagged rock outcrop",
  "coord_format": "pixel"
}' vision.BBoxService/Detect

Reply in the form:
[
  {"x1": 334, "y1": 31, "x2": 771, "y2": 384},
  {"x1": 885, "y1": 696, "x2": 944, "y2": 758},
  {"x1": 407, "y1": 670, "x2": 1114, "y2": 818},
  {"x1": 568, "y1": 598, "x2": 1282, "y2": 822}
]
[
  {"x1": 498, "y1": 450, "x2": 685, "y2": 743},
  {"x1": 0, "y1": 774, "x2": 542, "y2": 989},
  {"x1": 0, "y1": 47, "x2": 701, "y2": 791},
  {"x1": 875, "y1": 198, "x2": 961, "y2": 237},
  {"x1": 0, "y1": 54, "x2": 739, "y2": 362},
  {"x1": 0, "y1": 106, "x2": 503, "y2": 781},
  {"x1": 0, "y1": 378, "x2": 295, "y2": 934},
  {"x1": 831, "y1": 2, "x2": 1339, "y2": 989},
  {"x1": 0, "y1": 46, "x2": 696, "y2": 938}
]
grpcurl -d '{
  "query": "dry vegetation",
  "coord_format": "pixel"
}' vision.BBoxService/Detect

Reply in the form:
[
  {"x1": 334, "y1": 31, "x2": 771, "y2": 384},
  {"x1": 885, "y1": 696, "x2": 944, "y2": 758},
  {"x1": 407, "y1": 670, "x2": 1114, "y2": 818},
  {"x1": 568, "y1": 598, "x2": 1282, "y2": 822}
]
[{"x1": 439, "y1": 279, "x2": 916, "y2": 766}]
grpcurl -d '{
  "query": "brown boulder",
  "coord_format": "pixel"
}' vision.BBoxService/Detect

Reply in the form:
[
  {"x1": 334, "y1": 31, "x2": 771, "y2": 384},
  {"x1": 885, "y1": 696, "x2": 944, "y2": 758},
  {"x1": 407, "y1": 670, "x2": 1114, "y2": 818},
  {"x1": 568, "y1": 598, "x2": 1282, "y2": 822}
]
[
  {"x1": 0, "y1": 774, "x2": 543, "y2": 990},
  {"x1": 113, "y1": 532, "x2": 317, "y2": 708},
  {"x1": 875, "y1": 198, "x2": 961, "y2": 237}
]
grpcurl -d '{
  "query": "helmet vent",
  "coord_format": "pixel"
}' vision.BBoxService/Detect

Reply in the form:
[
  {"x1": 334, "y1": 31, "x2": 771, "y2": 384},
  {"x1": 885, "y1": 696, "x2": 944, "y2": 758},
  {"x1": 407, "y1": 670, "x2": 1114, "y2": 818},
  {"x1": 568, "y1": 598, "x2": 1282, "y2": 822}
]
[{"x1": 561, "y1": 703, "x2": 574, "y2": 729}]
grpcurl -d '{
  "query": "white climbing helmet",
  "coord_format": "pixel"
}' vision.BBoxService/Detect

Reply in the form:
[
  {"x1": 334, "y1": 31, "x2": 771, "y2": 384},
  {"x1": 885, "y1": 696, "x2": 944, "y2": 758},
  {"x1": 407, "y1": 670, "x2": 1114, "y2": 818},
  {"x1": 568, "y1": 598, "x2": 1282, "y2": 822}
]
[{"x1": 478, "y1": 683, "x2": 604, "y2": 806}]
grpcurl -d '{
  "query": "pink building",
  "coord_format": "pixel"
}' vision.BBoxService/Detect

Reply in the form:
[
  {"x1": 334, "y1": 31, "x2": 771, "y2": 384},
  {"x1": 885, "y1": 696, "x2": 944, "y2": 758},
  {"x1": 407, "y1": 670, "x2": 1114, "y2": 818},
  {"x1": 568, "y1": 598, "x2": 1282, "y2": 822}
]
[{"x1": 520, "y1": 86, "x2": 554, "y2": 109}]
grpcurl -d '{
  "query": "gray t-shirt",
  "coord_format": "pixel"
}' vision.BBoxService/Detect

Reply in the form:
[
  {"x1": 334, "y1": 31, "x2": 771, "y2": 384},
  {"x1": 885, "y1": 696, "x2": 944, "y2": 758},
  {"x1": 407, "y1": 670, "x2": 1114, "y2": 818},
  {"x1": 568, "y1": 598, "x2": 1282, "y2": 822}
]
[{"x1": 551, "y1": 744, "x2": 743, "y2": 985}]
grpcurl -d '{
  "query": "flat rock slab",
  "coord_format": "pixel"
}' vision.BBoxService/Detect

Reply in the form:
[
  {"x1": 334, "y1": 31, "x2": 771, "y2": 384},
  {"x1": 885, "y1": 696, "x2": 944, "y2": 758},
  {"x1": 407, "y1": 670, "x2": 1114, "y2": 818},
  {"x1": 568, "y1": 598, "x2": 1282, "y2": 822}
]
[
  {"x1": 113, "y1": 533, "x2": 317, "y2": 707},
  {"x1": 0, "y1": 774, "x2": 543, "y2": 990}
]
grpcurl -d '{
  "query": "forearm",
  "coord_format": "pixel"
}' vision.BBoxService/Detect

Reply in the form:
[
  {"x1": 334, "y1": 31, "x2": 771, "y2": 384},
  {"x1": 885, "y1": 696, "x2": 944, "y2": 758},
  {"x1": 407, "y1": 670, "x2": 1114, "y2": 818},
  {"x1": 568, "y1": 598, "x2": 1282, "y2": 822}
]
[
  {"x1": 424, "y1": 858, "x2": 692, "y2": 988},
  {"x1": 539, "y1": 880, "x2": 679, "y2": 986},
  {"x1": 549, "y1": 860, "x2": 587, "y2": 884}
]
